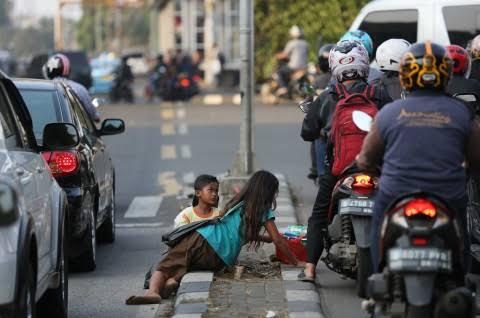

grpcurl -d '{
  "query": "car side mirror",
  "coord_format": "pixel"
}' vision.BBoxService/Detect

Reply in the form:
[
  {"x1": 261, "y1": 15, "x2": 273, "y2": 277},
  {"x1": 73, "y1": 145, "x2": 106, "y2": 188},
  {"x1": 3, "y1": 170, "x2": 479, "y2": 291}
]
[
  {"x1": 42, "y1": 123, "x2": 80, "y2": 149},
  {"x1": 100, "y1": 119, "x2": 125, "y2": 136},
  {"x1": 0, "y1": 182, "x2": 19, "y2": 225}
]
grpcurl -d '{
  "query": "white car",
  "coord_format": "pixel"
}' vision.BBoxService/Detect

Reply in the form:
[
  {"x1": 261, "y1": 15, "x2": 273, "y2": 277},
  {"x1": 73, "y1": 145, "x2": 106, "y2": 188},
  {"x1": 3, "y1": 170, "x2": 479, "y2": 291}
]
[
  {"x1": 350, "y1": 0, "x2": 480, "y2": 50},
  {"x1": 0, "y1": 72, "x2": 80, "y2": 318}
]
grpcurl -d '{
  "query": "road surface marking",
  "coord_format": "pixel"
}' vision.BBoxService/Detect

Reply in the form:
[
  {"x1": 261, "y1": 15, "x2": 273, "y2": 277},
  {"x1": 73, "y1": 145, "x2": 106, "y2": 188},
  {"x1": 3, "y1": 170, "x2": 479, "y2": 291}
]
[
  {"x1": 161, "y1": 145, "x2": 177, "y2": 159},
  {"x1": 233, "y1": 93, "x2": 242, "y2": 105},
  {"x1": 180, "y1": 144, "x2": 192, "y2": 159},
  {"x1": 176, "y1": 108, "x2": 186, "y2": 119},
  {"x1": 203, "y1": 94, "x2": 223, "y2": 105},
  {"x1": 161, "y1": 123, "x2": 175, "y2": 136},
  {"x1": 116, "y1": 222, "x2": 165, "y2": 228},
  {"x1": 161, "y1": 109, "x2": 175, "y2": 120},
  {"x1": 158, "y1": 171, "x2": 183, "y2": 196},
  {"x1": 183, "y1": 171, "x2": 196, "y2": 185},
  {"x1": 124, "y1": 196, "x2": 163, "y2": 218},
  {"x1": 178, "y1": 122, "x2": 189, "y2": 135}
]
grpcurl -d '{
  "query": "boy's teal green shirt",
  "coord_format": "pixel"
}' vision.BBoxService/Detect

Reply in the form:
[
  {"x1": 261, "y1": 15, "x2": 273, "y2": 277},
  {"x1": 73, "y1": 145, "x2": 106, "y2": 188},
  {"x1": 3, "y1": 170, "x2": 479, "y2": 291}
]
[{"x1": 196, "y1": 202, "x2": 275, "y2": 266}]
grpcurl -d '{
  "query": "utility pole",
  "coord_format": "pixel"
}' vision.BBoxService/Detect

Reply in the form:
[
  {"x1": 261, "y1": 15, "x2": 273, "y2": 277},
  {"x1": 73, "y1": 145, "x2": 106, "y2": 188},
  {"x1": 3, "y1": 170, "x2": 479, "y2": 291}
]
[{"x1": 236, "y1": 0, "x2": 254, "y2": 176}]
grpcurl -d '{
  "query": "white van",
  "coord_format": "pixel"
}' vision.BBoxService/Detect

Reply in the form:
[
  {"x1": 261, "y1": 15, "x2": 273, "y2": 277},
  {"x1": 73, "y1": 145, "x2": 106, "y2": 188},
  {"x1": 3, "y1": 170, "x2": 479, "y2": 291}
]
[{"x1": 350, "y1": 0, "x2": 480, "y2": 52}]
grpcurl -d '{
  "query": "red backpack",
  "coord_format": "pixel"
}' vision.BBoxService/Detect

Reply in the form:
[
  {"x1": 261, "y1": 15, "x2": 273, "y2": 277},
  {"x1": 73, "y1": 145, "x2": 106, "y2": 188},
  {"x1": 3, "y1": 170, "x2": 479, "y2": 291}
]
[{"x1": 330, "y1": 83, "x2": 378, "y2": 176}]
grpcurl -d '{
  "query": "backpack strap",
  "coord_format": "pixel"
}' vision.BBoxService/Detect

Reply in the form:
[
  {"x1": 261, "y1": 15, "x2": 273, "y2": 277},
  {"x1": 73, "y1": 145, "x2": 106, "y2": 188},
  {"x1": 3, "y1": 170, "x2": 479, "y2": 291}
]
[
  {"x1": 364, "y1": 84, "x2": 376, "y2": 100},
  {"x1": 335, "y1": 83, "x2": 350, "y2": 99}
]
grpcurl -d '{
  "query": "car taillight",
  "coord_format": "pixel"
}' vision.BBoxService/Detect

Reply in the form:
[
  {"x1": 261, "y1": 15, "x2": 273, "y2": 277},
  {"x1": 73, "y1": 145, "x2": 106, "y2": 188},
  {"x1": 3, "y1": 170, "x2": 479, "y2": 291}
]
[
  {"x1": 404, "y1": 198, "x2": 437, "y2": 218},
  {"x1": 42, "y1": 151, "x2": 79, "y2": 178}
]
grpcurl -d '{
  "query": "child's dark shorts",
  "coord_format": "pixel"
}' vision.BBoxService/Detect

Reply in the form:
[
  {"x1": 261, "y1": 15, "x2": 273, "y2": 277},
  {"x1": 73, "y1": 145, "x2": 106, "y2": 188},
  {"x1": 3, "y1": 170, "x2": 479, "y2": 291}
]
[{"x1": 156, "y1": 232, "x2": 225, "y2": 281}]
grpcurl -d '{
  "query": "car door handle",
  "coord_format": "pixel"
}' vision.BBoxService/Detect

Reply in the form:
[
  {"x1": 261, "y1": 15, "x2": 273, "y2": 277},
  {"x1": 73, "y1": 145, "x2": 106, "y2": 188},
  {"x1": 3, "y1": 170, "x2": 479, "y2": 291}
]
[{"x1": 36, "y1": 167, "x2": 45, "y2": 174}]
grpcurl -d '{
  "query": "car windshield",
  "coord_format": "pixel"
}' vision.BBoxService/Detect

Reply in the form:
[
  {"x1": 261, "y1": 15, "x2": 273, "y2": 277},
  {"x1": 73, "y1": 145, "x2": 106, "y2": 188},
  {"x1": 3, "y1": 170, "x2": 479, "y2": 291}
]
[{"x1": 19, "y1": 89, "x2": 62, "y2": 141}]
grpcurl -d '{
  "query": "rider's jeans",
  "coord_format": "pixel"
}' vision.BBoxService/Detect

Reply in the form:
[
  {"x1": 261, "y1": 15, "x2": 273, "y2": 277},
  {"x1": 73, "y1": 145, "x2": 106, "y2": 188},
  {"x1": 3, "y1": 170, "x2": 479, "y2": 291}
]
[
  {"x1": 306, "y1": 169, "x2": 337, "y2": 264},
  {"x1": 370, "y1": 191, "x2": 470, "y2": 273},
  {"x1": 315, "y1": 138, "x2": 327, "y2": 176}
]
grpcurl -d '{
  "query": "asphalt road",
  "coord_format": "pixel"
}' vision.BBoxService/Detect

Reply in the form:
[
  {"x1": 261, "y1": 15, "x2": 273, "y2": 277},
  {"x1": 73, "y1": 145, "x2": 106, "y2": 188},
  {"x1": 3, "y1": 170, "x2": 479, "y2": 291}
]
[{"x1": 67, "y1": 98, "x2": 362, "y2": 318}]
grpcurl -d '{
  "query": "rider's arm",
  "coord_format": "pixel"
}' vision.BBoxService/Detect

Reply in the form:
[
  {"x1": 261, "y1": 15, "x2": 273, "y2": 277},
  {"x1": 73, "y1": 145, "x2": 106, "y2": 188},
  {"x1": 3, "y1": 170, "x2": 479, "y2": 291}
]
[
  {"x1": 466, "y1": 118, "x2": 480, "y2": 174},
  {"x1": 357, "y1": 121, "x2": 385, "y2": 171}
]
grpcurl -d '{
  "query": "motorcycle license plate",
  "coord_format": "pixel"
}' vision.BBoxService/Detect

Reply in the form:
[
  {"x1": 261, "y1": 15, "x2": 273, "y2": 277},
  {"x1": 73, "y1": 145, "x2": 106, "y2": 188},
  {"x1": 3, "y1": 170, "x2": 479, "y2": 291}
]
[
  {"x1": 388, "y1": 247, "x2": 452, "y2": 273},
  {"x1": 339, "y1": 198, "x2": 374, "y2": 215}
]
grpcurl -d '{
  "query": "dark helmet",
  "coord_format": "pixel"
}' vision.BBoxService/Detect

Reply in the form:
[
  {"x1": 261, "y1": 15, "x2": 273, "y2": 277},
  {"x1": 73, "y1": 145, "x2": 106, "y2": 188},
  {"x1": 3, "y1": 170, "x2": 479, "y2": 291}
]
[
  {"x1": 317, "y1": 43, "x2": 334, "y2": 73},
  {"x1": 42, "y1": 54, "x2": 71, "y2": 79},
  {"x1": 399, "y1": 41, "x2": 453, "y2": 92}
]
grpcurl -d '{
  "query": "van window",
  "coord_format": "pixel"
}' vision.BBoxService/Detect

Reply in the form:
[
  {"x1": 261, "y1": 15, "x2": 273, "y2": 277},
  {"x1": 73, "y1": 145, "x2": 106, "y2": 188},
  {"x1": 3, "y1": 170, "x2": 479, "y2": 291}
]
[
  {"x1": 443, "y1": 5, "x2": 480, "y2": 48},
  {"x1": 358, "y1": 10, "x2": 418, "y2": 54}
]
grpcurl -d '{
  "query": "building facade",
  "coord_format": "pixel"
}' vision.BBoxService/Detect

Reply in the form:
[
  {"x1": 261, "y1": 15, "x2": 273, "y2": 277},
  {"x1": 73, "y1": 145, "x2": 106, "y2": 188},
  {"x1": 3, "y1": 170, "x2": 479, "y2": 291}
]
[{"x1": 150, "y1": 0, "x2": 241, "y2": 83}]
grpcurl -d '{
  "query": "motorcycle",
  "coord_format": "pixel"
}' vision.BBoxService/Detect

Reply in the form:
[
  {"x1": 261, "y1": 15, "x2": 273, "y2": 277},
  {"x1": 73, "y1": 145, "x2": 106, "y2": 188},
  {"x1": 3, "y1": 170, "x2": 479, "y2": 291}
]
[
  {"x1": 365, "y1": 192, "x2": 475, "y2": 318},
  {"x1": 266, "y1": 56, "x2": 309, "y2": 103},
  {"x1": 322, "y1": 161, "x2": 378, "y2": 298},
  {"x1": 109, "y1": 72, "x2": 134, "y2": 103}
]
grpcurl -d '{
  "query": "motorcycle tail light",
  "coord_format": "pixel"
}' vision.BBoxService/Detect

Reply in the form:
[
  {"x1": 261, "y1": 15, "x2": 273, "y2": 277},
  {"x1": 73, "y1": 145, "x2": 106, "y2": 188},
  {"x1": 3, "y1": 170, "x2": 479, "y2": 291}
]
[
  {"x1": 42, "y1": 151, "x2": 79, "y2": 178},
  {"x1": 412, "y1": 236, "x2": 429, "y2": 246},
  {"x1": 180, "y1": 78, "x2": 190, "y2": 87},
  {"x1": 351, "y1": 174, "x2": 377, "y2": 195},
  {"x1": 404, "y1": 198, "x2": 437, "y2": 218}
]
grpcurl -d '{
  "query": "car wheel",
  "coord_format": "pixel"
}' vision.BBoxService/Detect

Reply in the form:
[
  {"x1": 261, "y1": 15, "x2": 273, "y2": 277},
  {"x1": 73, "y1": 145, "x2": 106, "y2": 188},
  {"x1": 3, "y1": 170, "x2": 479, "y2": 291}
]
[
  {"x1": 74, "y1": 204, "x2": 96, "y2": 272},
  {"x1": 98, "y1": 188, "x2": 116, "y2": 243},
  {"x1": 38, "y1": 215, "x2": 68, "y2": 318},
  {"x1": 16, "y1": 259, "x2": 36, "y2": 318}
]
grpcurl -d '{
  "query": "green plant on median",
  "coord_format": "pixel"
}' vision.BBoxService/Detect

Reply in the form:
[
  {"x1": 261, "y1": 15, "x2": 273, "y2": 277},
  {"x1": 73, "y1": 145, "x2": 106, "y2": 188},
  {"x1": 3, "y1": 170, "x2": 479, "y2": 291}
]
[{"x1": 254, "y1": 0, "x2": 369, "y2": 82}]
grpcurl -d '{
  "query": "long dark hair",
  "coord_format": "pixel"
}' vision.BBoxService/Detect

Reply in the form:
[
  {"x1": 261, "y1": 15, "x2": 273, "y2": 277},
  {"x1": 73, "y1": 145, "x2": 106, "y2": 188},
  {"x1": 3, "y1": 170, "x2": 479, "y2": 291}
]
[
  {"x1": 192, "y1": 174, "x2": 219, "y2": 206},
  {"x1": 222, "y1": 170, "x2": 279, "y2": 250}
]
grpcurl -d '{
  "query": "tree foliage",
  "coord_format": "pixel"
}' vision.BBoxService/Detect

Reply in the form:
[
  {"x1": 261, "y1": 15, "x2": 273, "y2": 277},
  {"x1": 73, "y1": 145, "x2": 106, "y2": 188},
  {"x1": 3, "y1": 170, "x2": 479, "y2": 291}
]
[{"x1": 254, "y1": 0, "x2": 368, "y2": 81}]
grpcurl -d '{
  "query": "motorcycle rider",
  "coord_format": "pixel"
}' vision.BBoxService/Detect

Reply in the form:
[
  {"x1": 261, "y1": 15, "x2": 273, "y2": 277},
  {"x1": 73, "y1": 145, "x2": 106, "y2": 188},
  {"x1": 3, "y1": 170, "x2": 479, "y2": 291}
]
[
  {"x1": 371, "y1": 38, "x2": 411, "y2": 100},
  {"x1": 299, "y1": 40, "x2": 392, "y2": 281},
  {"x1": 340, "y1": 30, "x2": 383, "y2": 82},
  {"x1": 313, "y1": 43, "x2": 334, "y2": 92},
  {"x1": 275, "y1": 25, "x2": 309, "y2": 97},
  {"x1": 43, "y1": 53, "x2": 100, "y2": 122},
  {"x1": 310, "y1": 43, "x2": 334, "y2": 180},
  {"x1": 468, "y1": 34, "x2": 480, "y2": 81},
  {"x1": 111, "y1": 56, "x2": 134, "y2": 102},
  {"x1": 446, "y1": 44, "x2": 480, "y2": 98},
  {"x1": 357, "y1": 41, "x2": 480, "y2": 272}
]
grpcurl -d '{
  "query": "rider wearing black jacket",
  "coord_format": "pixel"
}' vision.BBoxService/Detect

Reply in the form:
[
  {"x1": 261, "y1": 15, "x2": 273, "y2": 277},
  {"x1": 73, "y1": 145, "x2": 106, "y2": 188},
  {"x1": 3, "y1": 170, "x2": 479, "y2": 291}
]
[
  {"x1": 299, "y1": 40, "x2": 391, "y2": 281},
  {"x1": 447, "y1": 44, "x2": 480, "y2": 98}
]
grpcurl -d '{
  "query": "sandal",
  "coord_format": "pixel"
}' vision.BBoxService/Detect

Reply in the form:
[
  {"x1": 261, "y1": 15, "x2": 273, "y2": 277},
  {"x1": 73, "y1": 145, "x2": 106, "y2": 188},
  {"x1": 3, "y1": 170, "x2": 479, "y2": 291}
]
[
  {"x1": 125, "y1": 294, "x2": 162, "y2": 305},
  {"x1": 297, "y1": 271, "x2": 315, "y2": 283}
]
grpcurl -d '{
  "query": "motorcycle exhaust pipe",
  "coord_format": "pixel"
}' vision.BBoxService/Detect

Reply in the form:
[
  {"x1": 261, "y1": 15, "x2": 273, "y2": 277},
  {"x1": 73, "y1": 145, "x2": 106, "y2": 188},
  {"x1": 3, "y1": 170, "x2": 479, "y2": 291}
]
[{"x1": 434, "y1": 287, "x2": 475, "y2": 318}]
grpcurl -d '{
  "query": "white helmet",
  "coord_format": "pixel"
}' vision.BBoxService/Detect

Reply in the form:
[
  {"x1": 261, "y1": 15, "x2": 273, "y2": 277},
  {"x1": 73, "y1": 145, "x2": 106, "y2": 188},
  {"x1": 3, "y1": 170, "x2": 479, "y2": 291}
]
[
  {"x1": 376, "y1": 39, "x2": 411, "y2": 72},
  {"x1": 289, "y1": 25, "x2": 302, "y2": 39},
  {"x1": 329, "y1": 40, "x2": 370, "y2": 82}
]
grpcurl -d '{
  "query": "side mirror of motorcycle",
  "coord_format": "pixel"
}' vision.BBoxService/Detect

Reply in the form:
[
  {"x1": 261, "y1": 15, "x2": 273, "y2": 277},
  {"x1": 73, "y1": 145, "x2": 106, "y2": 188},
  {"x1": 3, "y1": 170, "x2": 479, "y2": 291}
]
[
  {"x1": 298, "y1": 96, "x2": 313, "y2": 113},
  {"x1": 453, "y1": 93, "x2": 479, "y2": 103},
  {"x1": 352, "y1": 110, "x2": 373, "y2": 132},
  {"x1": 92, "y1": 97, "x2": 105, "y2": 108}
]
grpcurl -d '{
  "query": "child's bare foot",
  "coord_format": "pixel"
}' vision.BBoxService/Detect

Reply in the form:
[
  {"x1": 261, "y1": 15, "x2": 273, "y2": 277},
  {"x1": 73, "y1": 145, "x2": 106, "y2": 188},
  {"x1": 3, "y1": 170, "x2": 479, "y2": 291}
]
[
  {"x1": 161, "y1": 278, "x2": 179, "y2": 298},
  {"x1": 125, "y1": 291, "x2": 162, "y2": 305}
]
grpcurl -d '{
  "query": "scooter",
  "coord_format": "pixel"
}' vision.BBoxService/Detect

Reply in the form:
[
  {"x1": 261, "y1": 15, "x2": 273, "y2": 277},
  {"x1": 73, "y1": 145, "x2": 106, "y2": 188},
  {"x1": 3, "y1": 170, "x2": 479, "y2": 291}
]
[
  {"x1": 365, "y1": 192, "x2": 475, "y2": 318},
  {"x1": 322, "y1": 162, "x2": 378, "y2": 298}
]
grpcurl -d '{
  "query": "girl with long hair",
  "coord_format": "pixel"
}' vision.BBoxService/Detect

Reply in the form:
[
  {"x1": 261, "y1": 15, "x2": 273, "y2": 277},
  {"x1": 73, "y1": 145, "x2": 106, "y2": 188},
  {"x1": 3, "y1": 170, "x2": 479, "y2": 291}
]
[{"x1": 126, "y1": 170, "x2": 299, "y2": 304}]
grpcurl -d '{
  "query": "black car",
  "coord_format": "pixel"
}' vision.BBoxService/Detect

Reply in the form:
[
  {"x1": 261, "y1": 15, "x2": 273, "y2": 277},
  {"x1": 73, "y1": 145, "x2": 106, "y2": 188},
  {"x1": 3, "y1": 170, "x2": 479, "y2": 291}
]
[{"x1": 14, "y1": 78, "x2": 125, "y2": 271}]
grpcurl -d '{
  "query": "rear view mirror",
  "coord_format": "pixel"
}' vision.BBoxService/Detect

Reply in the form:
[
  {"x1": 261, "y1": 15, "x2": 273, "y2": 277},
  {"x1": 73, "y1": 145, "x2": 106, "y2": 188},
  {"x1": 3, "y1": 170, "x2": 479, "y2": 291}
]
[
  {"x1": 42, "y1": 123, "x2": 80, "y2": 149},
  {"x1": 100, "y1": 119, "x2": 125, "y2": 136},
  {"x1": 352, "y1": 111, "x2": 373, "y2": 132},
  {"x1": 0, "y1": 182, "x2": 18, "y2": 225},
  {"x1": 453, "y1": 93, "x2": 478, "y2": 103},
  {"x1": 92, "y1": 97, "x2": 105, "y2": 108}
]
